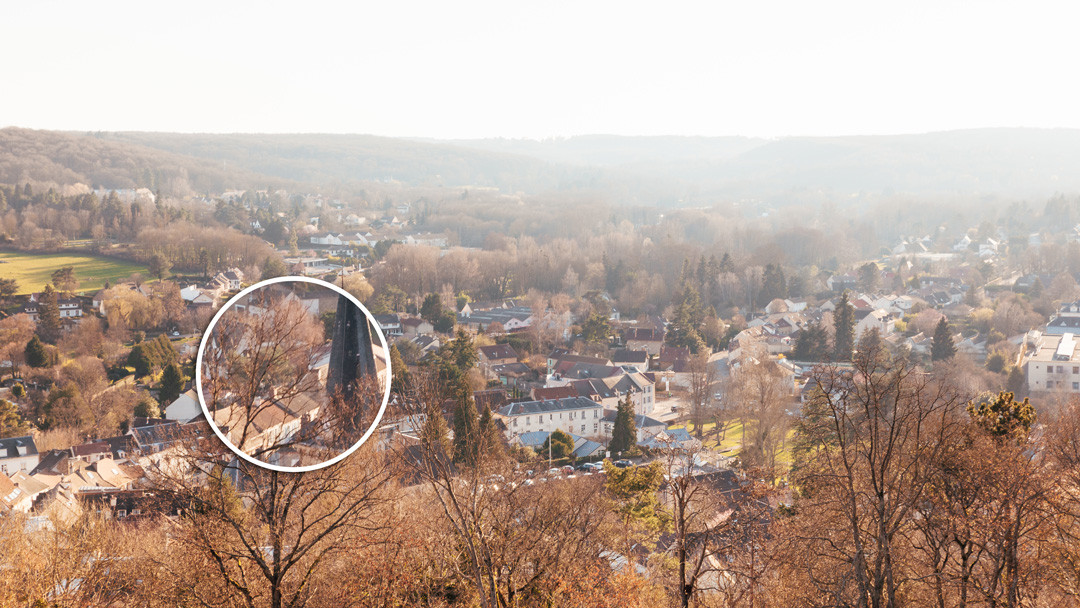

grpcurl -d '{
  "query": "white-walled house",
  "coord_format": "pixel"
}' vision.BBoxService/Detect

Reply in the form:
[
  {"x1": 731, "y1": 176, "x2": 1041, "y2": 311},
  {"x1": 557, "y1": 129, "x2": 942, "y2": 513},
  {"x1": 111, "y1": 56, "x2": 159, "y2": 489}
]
[
  {"x1": 165, "y1": 389, "x2": 202, "y2": 423},
  {"x1": 0, "y1": 436, "x2": 39, "y2": 476},
  {"x1": 496, "y1": 396, "x2": 605, "y2": 440}
]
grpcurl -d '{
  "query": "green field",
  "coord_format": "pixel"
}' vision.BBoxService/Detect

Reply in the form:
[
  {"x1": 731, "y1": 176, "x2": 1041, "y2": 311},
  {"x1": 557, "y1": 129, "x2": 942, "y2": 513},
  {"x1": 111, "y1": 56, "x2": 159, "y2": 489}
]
[{"x1": 0, "y1": 251, "x2": 148, "y2": 295}]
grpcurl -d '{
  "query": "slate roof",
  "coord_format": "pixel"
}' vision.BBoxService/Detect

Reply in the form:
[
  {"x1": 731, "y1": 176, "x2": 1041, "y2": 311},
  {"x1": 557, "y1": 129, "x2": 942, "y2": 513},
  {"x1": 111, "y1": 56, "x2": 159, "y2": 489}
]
[
  {"x1": 0, "y1": 436, "x2": 37, "y2": 460},
  {"x1": 532, "y1": 386, "x2": 578, "y2": 401},
  {"x1": 624, "y1": 327, "x2": 664, "y2": 341},
  {"x1": 611, "y1": 349, "x2": 649, "y2": 364},
  {"x1": 497, "y1": 396, "x2": 603, "y2": 417},
  {"x1": 600, "y1": 411, "x2": 666, "y2": 428},
  {"x1": 479, "y1": 344, "x2": 519, "y2": 361}
]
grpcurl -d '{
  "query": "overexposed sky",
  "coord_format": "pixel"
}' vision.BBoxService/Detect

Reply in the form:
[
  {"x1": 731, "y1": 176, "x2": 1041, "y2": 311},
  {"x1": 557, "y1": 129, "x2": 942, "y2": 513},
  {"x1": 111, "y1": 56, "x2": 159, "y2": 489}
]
[{"x1": 3, "y1": 1, "x2": 1078, "y2": 139}]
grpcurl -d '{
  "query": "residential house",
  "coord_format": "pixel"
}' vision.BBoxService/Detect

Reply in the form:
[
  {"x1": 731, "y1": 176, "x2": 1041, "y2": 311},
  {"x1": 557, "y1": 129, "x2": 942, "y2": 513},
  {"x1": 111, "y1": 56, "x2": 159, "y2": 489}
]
[
  {"x1": 491, "y1": 362, "x2": 533, "y2": 390},
  {"x1": 599, "y1": 412, "x2": 667, "y2": 445},
  {"x1": 611, "y1": 349, "x2": 649, "y2": 372},
  {"x1": 0, "y1": 436, "x2": 39, "y2": 475},
  {"x1": 457, "y1": 305, "x2": 534, "y2": 333},
  {"x1": 401, "y1": 316, "x2": 434, "y2": 337},
  {"x1": 1021, "y1": 332, "x2": 1080, "y2": 395},
  {"x1": 165, "y1": 389, "x2": 202, "y2": 423},
  {"x1": 478, "y1": 344, "x2": 519, "y2": 377},
  {"x1": 23, "y1": 293, "x2": 83, "y2": 321},
  {"x1": 854, "y1": 309, "x2": 896, "y2": 340},
  {"x1": 375, "y1": 314, "x2": 403, "y2": 337},
  {"x1": 623, "y1": 327, "x2": 665, "y2": 355},
  {"x1": 827, "y1": 274, "x2": 857, "y2": 292},
  {"x1": 496, "y1": 396, "x2": 606, "y2": 440},
  {"x1": 510, "y1": 431, "x2": 605, "y2": 459}
]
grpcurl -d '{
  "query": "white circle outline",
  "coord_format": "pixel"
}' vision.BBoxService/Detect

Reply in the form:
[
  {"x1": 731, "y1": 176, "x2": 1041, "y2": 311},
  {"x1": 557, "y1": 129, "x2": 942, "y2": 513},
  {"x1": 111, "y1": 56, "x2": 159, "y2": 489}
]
[{"x1": 195, "y1": 275, "x2": 392, "y2": 472}]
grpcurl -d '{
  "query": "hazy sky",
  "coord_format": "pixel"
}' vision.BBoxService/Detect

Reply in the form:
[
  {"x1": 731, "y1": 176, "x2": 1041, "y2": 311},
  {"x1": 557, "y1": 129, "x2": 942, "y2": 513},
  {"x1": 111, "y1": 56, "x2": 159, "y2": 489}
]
[{"x1": 3, "y1": 1, "x2": 1078, "y2": 139}]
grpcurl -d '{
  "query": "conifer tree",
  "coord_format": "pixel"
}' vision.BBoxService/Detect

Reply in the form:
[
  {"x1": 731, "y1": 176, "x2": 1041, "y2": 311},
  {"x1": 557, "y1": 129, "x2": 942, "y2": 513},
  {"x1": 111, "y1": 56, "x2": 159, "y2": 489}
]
[
  {"x1": 452, "y1": 392, "x2": 480, "y2": 466},
  {"x1": 833, "y1": 291, "x2": 855, "y2": 361},
  {"x1": 36, "y1": 284, "x2": 62, "y2": 344},
  {"x1": 609, "y1": 395, "x2": 637, "y2": 456},
  {"x1": 931, "y1": 317, "x2": 956, "y2": 361},
  {"x1": 159, "y1": 362, "x2": 184, "y2": 404},
  {"x1": 25, "y1": 335, "x2": 50, "y2": 368}
]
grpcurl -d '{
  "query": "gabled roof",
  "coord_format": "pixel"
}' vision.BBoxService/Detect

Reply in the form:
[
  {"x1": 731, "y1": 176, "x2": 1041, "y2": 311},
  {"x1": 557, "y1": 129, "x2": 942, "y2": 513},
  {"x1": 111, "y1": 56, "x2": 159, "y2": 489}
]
[
  {"x1": 497, "y1": 396, "x2": 603, "y2": 417},
  {"x1": 532, "y1": 386, "x2": 578, "y2": 401},
  {"x1": 479, "y1": 344, "x2": 519, "y2": 361},
  {"x1": 623, "y1": 327, "x2": 664, "y2": 341},
  {"x1": 611, "y1": 349, "x2": 649, "y2": 364},
  {"x1": 601, "y1": 411, "x2": 666, "y2": 428},
  {"x1": 71, "y1": 441, "x2": 111, "y2": 458},
  {"x1": 0, "y1": 435, "x2": 37, "y2": 460}
]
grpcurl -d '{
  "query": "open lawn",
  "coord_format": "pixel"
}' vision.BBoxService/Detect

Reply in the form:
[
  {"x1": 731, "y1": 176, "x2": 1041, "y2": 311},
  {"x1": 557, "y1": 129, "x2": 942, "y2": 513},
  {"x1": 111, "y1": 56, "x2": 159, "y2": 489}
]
[
  {"x1": 0, "y1": 251, "x2": 148, "y2": 295},
  {"x1": 670, "y1": 419, "x2": 798, "y2": 477}
]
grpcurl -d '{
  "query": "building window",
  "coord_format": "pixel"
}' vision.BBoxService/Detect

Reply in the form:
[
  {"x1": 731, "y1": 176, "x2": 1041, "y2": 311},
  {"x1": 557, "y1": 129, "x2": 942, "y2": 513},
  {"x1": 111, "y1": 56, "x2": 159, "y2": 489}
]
[
  {"x1": 581, "y1": 425, "x2": 585, "y2": 433},
  {"x1": 1058, "y1": 366, "x2": 1065, "y2": 374},
  {"x1": 1073, "y1": 367, "x2": 1078, "y2": 374},
  {"x1": 513, "y1": 419, "x2": 518, "y2": 427},
  {"x1": 1073, "y1": 382, "x2": 1079, "y2": 390},
  {"x1": 1048, "y1": 381, "x2": 1054, "y2": 389}
]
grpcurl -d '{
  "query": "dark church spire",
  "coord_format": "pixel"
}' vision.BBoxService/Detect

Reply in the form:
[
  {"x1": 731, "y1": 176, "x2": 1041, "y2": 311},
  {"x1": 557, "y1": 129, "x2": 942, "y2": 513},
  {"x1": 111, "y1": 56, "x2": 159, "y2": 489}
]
[{"x1": 327, "y1": 293, "x2": 377, "y2": 400}]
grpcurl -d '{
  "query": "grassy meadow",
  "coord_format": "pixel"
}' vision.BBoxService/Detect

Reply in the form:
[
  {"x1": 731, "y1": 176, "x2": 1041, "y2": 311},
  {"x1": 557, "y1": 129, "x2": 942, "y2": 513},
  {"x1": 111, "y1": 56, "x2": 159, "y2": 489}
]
[{"x1": 0, "y1": 251, "x2": 148, "y2": 295}]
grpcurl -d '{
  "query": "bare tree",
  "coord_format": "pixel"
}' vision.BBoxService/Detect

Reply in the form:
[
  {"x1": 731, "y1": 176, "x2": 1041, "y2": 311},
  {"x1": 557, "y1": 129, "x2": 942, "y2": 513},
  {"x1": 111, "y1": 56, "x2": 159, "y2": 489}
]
[
  {"x1": 789, "y1": 347, "x2": 964, "y2": 608},
  {"x1": 657, "y1": 439, "x2": 771, "y2": 608},
  {"x1": 731, "y1": 355, "x2": 791, "y2": 479},
  {"x1": 392, "y1": 372, "x2": 613, "y2": 608},
  {"x1": 149, "y1": 443, "x2": 394, "y2": 608},
  {"x1": 686, "y1": 351, "x2": 718, "y2": 440}
]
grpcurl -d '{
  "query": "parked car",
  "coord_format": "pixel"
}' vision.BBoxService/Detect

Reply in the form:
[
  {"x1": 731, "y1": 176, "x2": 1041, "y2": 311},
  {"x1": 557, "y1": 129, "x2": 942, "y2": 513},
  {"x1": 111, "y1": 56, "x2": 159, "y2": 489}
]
[{"x1": 614, "y1": 459, "x2": 634, "y2": 468}]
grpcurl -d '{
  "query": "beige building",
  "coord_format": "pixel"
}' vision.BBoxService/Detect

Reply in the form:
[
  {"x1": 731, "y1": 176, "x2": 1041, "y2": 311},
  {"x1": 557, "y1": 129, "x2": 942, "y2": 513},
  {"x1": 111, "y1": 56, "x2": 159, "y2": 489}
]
[{"x1": 1024, "y1": 332, "x2": 1080, "y2": 394}]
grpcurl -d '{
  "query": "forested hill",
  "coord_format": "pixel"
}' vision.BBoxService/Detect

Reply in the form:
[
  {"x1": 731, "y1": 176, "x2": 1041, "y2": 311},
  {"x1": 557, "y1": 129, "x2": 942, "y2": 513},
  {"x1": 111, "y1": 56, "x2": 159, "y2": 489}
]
[
  {"x1": 0, "y1": 127, "x2": 296, "y2": 197},
  {"x1": 91, "y1": 131, "x2": 580, "y2": 195},
  {"x1": 5, "y1": 127, "x2": 1080, "y2": 204}
]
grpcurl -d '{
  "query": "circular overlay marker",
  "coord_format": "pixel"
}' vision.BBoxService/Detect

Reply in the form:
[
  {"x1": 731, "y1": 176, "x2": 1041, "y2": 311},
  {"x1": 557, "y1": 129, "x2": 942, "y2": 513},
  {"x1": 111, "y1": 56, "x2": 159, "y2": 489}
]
[{"x1": 195, "y1": 276, "x2": 391, "y2": 472}]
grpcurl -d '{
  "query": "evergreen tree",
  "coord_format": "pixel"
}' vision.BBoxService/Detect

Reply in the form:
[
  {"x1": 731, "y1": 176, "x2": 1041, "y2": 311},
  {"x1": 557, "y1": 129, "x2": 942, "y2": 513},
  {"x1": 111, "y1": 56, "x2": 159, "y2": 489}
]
[
  {"x1": 1006, "y1": 365, "x2": 1027, "y2": 396},
  {"x1": 452, "y1": 394, "x2": 480, "y2": 466},
  {"x1": 761, "y1": 264, "x2": 788, "y2": 303},
  {"x1": 420, "y1": 293, "x2": 443, "y2": 324},
  {"x1": 542, "y1": 429, "x2": 575, "y2": 460},
  {"x1": 966, "y1": 391, "x2": 1036, "y2": 439},
  {"x1": 25, "y1": 336, "x2": 50, "y2": 368},
  {"x1": 580, "y1": 310, "x2": 611, "y2": 345},
  {"x1": 0, "y1": 399, "x2": 26, "y2": 437},
  {"x1": 609, "y1": 395, "x2": 637, "y2": 456},
  {"x1": 931, "y1": 317, "x2": 956, "y2": 361},
  {"x1": 857, "y1": 262, "x2": 879, "y2": 293},
  {"x1": 128, "y1": 344, "x2": 153, "y2": 377},
  {"x1": 794, "y1": 321, "x2": 829, "y2": 361},
  {"x1": 36, "y1": 284, "x2": 62, "y2": 344},
  {"x1": 159, "y1": 362, "x2": 184, "y2": 404},
  {"x1": 718, "y1": 252, "x2": 734, "y2": 273},
  {"x1": 388, "y1": 343, "x2": 409, "y2": 394},
  {"x1": 666, "y1": 285, "x2": 706, "y2": 354},
  {"x1": 833, "y1": 291, "x2": 855, "y2": 361},
  {"x1": 420, "y1": 399, "x2": 453, "y2": 463},
  {"x1": 478, "y1": 404, "x2": 505, "y2": 463},
  {"x1": 148, "y1": 253, "x2": 172, "y2": 281},
  {"x1": 133, "y1": 396, "x2": 161, "y2": 419},
  {"x1": 857, "y1": 327, "x2": 883, "y2": 359}
]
